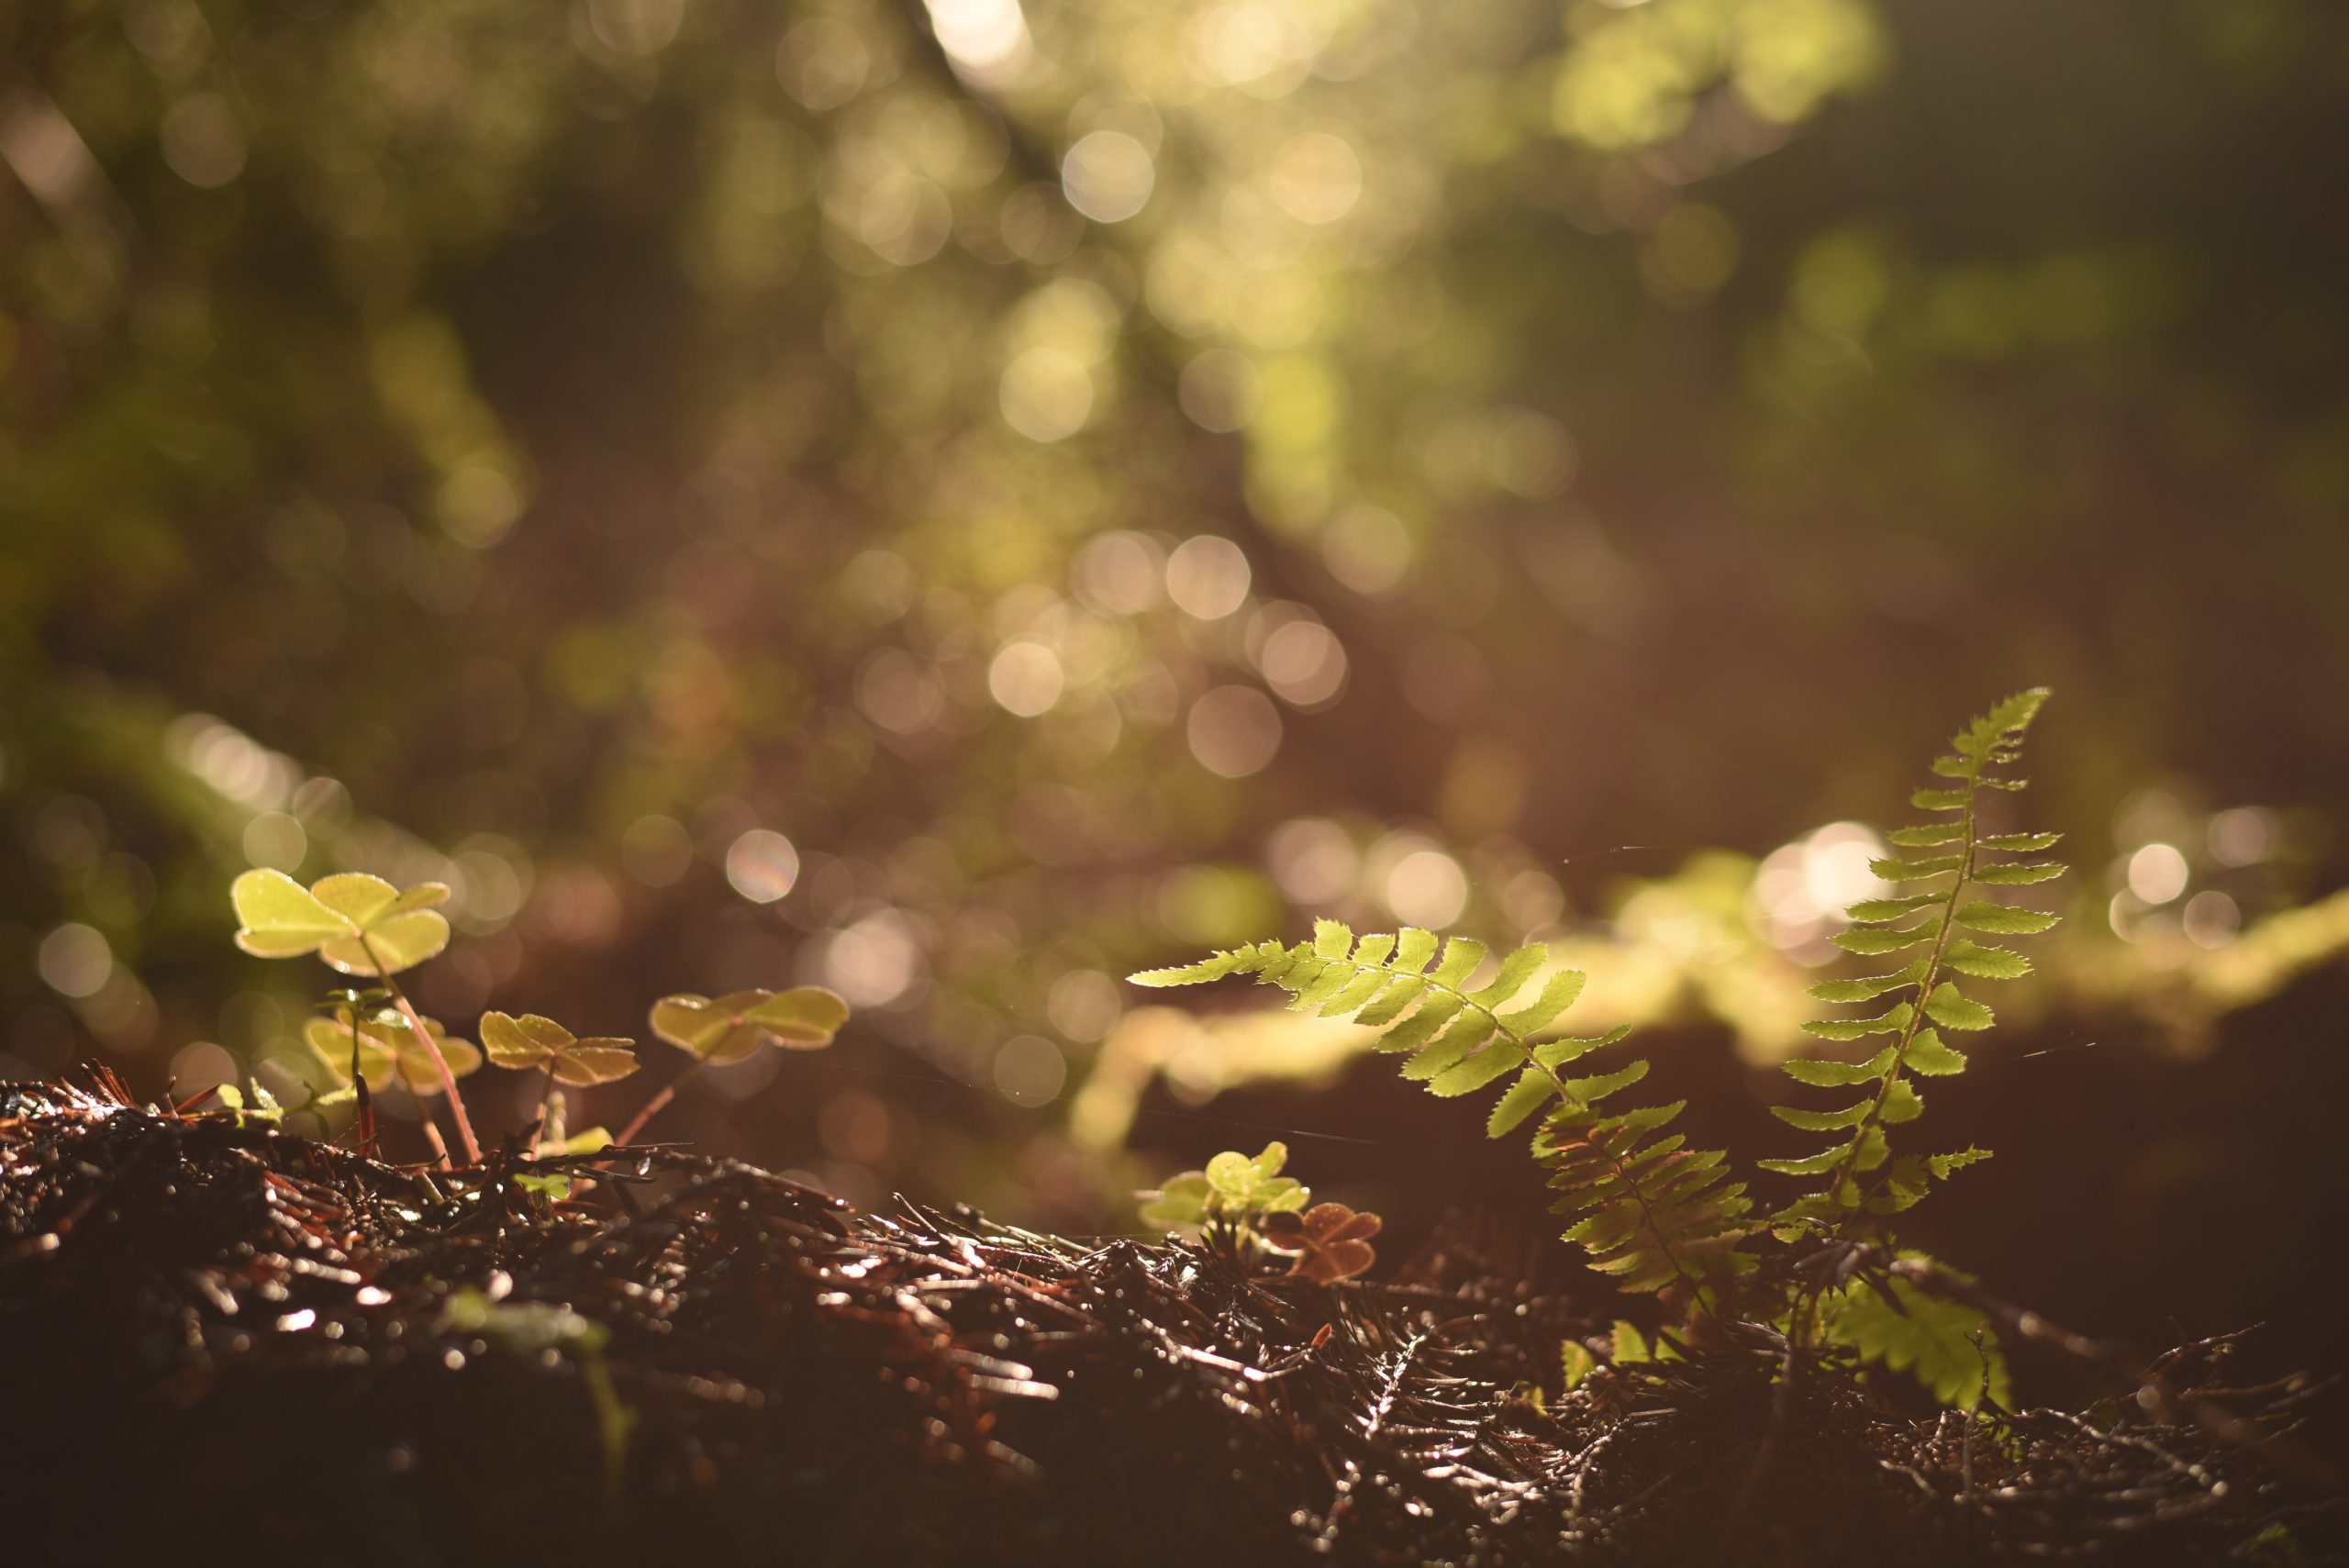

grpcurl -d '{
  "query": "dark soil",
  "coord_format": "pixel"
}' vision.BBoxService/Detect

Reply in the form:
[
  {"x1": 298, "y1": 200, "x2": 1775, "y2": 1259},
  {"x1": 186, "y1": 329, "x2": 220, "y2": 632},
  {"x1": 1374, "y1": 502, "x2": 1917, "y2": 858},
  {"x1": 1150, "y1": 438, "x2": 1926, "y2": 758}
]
[{"x1": 0, "y1": 1078, "x2": 2335, "y2": 1567}]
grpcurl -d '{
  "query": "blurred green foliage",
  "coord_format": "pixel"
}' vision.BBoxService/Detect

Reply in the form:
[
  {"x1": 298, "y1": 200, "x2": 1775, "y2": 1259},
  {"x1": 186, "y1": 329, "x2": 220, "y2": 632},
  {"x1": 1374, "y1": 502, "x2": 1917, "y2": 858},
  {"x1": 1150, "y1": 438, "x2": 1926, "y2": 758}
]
[{"x1": 3, "y1": 0, "x2": 2346, "y2": 1222}]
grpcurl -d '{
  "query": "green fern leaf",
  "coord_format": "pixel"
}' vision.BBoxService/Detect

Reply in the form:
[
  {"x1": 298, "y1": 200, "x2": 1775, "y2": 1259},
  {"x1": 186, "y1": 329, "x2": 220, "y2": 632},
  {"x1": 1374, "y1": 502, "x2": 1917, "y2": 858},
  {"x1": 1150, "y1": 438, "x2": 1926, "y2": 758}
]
[
  {"x1": 1428, "y1": 937, "x2": 1489, "y2": 988},
  {"x1": 1943, "y1": 941, "x2": 2032, "y2": 980},
  {"x1": 1534, "y1": 1028, "x2": 1626, "y2": 1067},
  {"x1": 1845, "y1": 895, "x2": 1940, "y2": 923},
  {"x1": 1954, "y1": 902, "x2": 2059, "y2": 935},
  {"x1": 1316, "y1": 967, "x2": 1392, "y2": 1016},
  {"x1": 1398, "y1": 1011, "x2": 1495, "y2": 1080},
  {"x1": 1887, "y1": 824, "x2": 1965, "y2": 847},
  {"x1": 1801, "y1": 1003, "x2": 1912, "y2": 1042},
  {"x1": 1922, "y1": 983, "x2": 1995, "y2": 1031},
  {"x1": 1130, "y1": 953, "x2": 1244, "y2": 986},
  {"x1": 1372, "y1": 992, "x2": 1465, "y2": 1053},
  {"x1": 1497, "y1": 969, "x2": 1586, "y2": 1036},
  {"x1": 1831, "y1": 925, "x2": 1939, "y2": 956},
  {"x1": 1973, "y1": 861, "x2": 2065, "y2": 885},
  {"x1": 1928, "y1": 1147, "x2": 1992, "y2": 1178},
  {"x1": 1759, "y1": 1142, "x2": 1855, "y2": 1177},
  {"x1": 1808, "y1": 964, "x2": 1925, "y2": 1004},
  {"x1": 1980, "y1": 831, "x2": 2062, "y2": 852},
  {"x1": 1288, "y1": 962, "x2": 1357, "y2": 1012},
  {"x1": 1782, "y1": 1045, "x2": 1898, "y2": 1086},
  {"x1": 1486, "y1": 1069, "x2": 1559, "y2": 1137},
  {"x1": 1467, "y1": 943, "x2": 1547, "y2": 1007},
  {"x1": 1393, "y1": 927, "x2": 1440, "y2": 971},
  {"x1": 1975, "y1": 686, "x2": 2051, "y2": 739},
  {"x1": 1903, "y1": 1029, "x2": 1968, "y2": 1075},
  {"x1": 1909, "y1": 787, "x2": 1970, "y2": 811},
  {"x1": 1353, "y1": 976, "x2": 1428, "y2": 1026},
  {"x1": 1562, "y1": 1060, "x2": 1650, "y2": 1104},
  {"x1": 1771, "y1": 1099, "x2": 1872, "y2": 1132},
  {"x1": 1869, "y1": 855, "x2": 1964, "y2": 881},
  {"x1": 1429, "y1": 1039, "x2": 1526, "y2": 1097}
]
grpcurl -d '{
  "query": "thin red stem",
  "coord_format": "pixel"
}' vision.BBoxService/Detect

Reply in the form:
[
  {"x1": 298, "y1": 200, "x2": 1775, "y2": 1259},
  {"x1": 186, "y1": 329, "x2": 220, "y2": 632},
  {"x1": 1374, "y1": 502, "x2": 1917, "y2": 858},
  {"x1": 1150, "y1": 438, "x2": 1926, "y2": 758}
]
[{"x1": 360, "y1": 934, "x2": 482, "y2": 1164}]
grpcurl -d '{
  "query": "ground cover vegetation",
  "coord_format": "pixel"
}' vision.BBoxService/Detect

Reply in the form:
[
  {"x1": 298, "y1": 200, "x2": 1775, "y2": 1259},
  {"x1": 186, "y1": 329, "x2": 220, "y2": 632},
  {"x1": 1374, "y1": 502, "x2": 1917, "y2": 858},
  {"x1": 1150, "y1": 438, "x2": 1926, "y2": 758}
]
[
  {"x1": 0, "y1": 694, "x2": 2336, "y2": 1562},
  {"x1": 5, "y1": 0, "x2": 2348, "y2": 1557}
]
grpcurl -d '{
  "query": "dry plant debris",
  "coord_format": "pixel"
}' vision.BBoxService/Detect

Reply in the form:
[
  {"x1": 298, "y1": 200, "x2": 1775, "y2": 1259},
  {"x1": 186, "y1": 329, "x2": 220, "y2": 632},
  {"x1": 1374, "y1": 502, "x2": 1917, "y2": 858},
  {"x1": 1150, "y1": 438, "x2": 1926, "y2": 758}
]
[{"x1": 0, "y1": 1077, "x2": 2333, "y2": 1566}]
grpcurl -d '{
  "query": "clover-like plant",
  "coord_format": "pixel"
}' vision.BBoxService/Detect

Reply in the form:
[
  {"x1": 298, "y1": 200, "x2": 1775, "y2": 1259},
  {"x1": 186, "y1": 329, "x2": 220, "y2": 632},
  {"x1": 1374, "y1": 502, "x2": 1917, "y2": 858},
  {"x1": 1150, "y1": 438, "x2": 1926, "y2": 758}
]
[
  {"x1": 305, "y1": 1002, "x2": 483, "y2": 1163},
  {"x1": 231, "y1": 863, "x2": 850, "y2": 1169},
  {"x1": 479, "y1": 1011, "x2": 638, "y2": 1154},
  {"x1": 617, "y1": 987, "x2": 851, "y2": 1144},
  {"x1": 235, "y1": 869, "x2": 479, "y2": 1160}
]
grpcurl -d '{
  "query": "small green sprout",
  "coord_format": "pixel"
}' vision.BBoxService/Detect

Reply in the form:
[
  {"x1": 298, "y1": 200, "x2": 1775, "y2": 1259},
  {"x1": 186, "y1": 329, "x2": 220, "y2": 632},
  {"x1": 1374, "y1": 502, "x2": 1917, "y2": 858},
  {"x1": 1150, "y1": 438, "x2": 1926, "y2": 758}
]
[
  {"x1": 1261, "y1": 1202, "x2": 1382, "y2": 1284},
  {"x1": 478, "y1": 1012, "x2": 640, "y2": 1086},
  {"x1": 511, "y1": 1095, "x2": 611, "y2": 1201},
  {"x1": 617, "y1": 985, "x2": 848, "y2": 1144},
  {"x1": 197, "y1": 1082, "x2": 284, "y2": 1127},
  {"x1": 480, "y1": 1011, "x2": 639, "y2": 1157},
  {"x1": 1140, "y1": 1140, "x2": 1310, "y2": 1232},
  {"x1": 1140, "y1": 1144, "x2": 1383, "y2": 1280},
  {"x1": 306, "y1": 1006, "x2": 484, "y2": 1096}
]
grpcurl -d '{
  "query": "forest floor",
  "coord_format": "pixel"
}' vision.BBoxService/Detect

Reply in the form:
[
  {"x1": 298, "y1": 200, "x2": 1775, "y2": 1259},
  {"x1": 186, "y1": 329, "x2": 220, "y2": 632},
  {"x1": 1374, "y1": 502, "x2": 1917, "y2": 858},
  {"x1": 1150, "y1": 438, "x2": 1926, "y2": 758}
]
[{"x1": 0, "y1": 1075, "x2": 2336, "y2": 1567}]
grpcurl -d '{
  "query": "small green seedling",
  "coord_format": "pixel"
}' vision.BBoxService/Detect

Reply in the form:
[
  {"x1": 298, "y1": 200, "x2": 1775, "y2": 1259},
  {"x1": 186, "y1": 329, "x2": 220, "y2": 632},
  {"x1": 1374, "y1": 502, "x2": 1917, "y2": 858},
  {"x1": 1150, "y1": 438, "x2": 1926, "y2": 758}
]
[
  {"x1": 511, "y1": 1091, "x2": 613, "y2": 1201},
  {"x1": 478, "y1": 1012, "x2": 640, "y2": 1086},
  {"x1": 1141, "y1": 1143, "x2": 1383, "y2": 1280},
  {"x1": 480, "y1": 1011, "x2": 638, "y2": 1155},
  {"x1": 618, "y1": 987, "x2": 851, "y2": 1144},
  {"x1": 1140, "y1": 1140, "x2": 1310, "y2": 1231},
  {"x1": 304, "y1": 1001, "x2": 481, "y2": 1164},
  {"x1": 192, "y1": 1082, "x2": 284, "y2": 1127},
  {"x1": 306, "y1": 1006, "x2": 484, "y2": 1095}
]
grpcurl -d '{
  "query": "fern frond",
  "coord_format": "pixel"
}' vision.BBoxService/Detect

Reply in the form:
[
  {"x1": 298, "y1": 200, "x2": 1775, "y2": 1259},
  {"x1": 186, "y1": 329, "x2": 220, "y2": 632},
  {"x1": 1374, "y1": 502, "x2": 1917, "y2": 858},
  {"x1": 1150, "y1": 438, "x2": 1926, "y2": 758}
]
[
  {"x1": 1770, "y1": 689, "x2": 2065, "y2": 1233},
  {"x1": 1131, "y1": 919, "x2": 1753, "y2": 1302}
]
